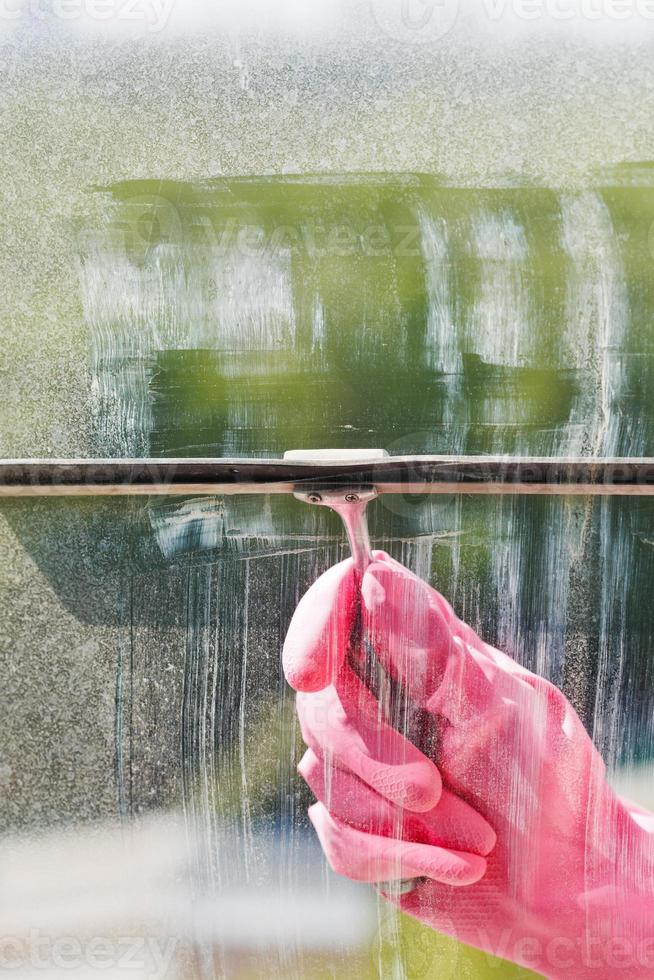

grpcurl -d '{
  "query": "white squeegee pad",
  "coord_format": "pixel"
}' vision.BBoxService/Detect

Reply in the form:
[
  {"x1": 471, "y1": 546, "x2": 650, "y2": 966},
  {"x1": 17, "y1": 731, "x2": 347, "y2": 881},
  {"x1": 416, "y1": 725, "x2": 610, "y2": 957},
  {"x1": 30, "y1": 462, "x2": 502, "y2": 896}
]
[{"x1": 283, "y1": 449, "x2": 389, "y2": 463}]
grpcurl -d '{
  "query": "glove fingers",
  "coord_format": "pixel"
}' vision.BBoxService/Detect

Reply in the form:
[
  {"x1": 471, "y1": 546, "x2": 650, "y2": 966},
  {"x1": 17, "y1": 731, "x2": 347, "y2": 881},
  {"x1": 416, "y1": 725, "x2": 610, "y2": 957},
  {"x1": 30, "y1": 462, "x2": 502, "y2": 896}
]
[
  {"x1": 362, "y1": 557, "x2": 499, "y2": 721},
  {"x1": 282, "y1": 557, "x2": 356, "y2": 693},
  {"x1": 297, "y1": 672, "x2": 442, "y2": 812},
  {"x1": 371, "y1": 550, "x2": 470, "y2": 636},
  {"x1": 299, "y1": 748, "x2": 496, "y2": 857},
  {"x1": 361, "y1": 557, "x2": 454, "y2": 701},
  {"x1": 309, "y1": 802, "x2": 487, "y2": 887}
]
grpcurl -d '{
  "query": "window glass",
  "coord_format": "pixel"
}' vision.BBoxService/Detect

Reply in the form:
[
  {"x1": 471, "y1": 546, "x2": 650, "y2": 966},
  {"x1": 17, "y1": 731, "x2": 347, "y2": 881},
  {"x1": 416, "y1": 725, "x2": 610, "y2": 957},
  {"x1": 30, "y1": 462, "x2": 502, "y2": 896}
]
[{"x1": 2, "y1": 12, "x2": 654, "y2": 979}]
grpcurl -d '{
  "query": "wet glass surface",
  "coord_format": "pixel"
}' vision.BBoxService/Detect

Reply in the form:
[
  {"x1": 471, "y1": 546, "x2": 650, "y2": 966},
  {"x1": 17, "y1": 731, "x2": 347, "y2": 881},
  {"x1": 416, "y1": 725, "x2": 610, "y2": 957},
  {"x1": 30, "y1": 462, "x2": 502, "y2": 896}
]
[
  {"x1": 80, "y1": 175, "x2": 654, "y2": 460},
  {"x1": 3, "y1": 485, "x2": 654, "y2": 977}
]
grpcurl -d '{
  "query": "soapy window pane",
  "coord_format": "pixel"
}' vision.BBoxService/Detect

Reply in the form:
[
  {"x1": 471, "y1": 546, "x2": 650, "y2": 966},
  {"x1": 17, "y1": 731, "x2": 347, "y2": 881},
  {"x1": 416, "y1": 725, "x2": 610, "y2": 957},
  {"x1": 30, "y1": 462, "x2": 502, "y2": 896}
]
[{"x1": 3, "y1": 9, "x2": 654, "y2": 976}]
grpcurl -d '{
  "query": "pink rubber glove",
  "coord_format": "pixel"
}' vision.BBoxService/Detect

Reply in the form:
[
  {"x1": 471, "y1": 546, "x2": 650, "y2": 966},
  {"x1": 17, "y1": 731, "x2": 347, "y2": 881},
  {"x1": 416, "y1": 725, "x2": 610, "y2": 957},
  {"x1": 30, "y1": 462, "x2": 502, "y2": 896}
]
[{"x1": 283, "y1": 551, "x2": 654, "y2": 979}]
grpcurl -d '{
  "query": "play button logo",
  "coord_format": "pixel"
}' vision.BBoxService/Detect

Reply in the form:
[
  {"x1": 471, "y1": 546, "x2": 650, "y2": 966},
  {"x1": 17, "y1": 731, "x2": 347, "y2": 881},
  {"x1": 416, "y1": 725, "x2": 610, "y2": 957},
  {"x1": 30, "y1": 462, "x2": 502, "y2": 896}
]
[{"x1": 370, "y1": 0, "x2": 460, "y2": 44}]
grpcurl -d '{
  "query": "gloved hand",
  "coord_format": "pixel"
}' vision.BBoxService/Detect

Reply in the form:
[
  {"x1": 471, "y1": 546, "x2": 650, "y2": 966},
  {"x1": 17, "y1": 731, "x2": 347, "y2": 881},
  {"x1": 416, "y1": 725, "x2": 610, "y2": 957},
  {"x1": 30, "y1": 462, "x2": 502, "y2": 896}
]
[{"x1": 283, "y1": 551, "x2": 654, "y2": 979}]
